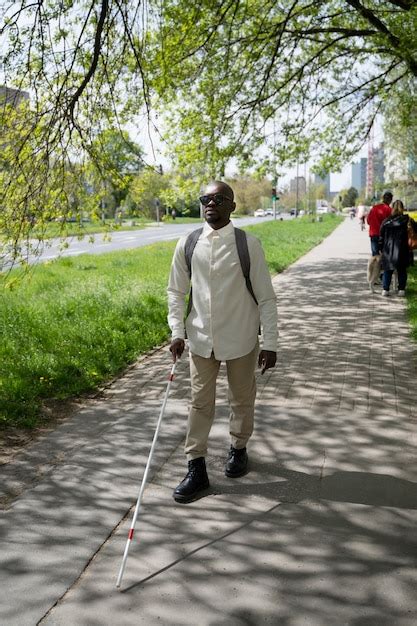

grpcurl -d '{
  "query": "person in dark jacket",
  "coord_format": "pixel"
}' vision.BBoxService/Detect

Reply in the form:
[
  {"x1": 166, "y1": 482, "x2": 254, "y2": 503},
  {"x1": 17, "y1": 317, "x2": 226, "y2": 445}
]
[{"x1": 379, "y1": 199, "x2": 411, "y2": 297}]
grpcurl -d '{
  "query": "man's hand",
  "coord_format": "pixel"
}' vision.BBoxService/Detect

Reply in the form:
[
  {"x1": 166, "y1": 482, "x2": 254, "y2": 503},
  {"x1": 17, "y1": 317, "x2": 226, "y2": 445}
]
[
  {"x1": 258, "y1": 350, "x2": 277, "y2": 374},
  {"x1": 170, "y1": 338, "x2": 185, "y2": 362}
]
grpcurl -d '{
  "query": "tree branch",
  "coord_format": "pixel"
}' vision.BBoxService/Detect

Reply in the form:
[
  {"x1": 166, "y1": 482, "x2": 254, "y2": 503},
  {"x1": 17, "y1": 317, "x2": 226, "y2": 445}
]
[
  {"x1": 344, "y1": 0, "x2": 417, "y2": 75},
  {"x1": 66, "y1": 0, "x2": 109, "y2": 122},
  {"x1": 386, "y1": 0, "x2": 416, "y2": 9}
]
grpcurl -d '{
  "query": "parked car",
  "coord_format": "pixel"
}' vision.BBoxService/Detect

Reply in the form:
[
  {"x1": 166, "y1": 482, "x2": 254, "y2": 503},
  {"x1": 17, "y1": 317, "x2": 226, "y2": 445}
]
[
  {"x1": 254, "y1": 209, "x2": 266, "y2": 217},
  {"x1": 265, "y1": 208, "x2": 274, "y2": 216}
]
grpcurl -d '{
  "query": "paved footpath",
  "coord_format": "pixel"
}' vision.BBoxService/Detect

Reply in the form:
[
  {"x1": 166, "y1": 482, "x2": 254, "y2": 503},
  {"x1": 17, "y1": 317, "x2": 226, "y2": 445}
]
[{"x1": 1, "y1": 217, "x2": 417, "y2": 626}]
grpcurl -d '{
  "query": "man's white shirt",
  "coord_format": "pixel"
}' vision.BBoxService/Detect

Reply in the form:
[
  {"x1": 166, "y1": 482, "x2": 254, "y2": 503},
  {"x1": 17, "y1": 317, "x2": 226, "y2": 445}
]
[{"x1": 167, "y1": 221, "x2": 278, "y2": 360}]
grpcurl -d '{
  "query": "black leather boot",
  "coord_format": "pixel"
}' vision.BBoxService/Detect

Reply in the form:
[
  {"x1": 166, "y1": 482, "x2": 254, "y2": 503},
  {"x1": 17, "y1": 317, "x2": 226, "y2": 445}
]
[
  {"x1": 173, "y1": 457, "x2": 210, "y2": 503},
  {"x1": 225, "y1": 446, "x2": 248, "y2": 478}
]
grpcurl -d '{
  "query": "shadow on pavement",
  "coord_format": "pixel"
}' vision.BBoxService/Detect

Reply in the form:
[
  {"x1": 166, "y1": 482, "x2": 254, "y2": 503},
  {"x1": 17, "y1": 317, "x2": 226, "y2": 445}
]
[{"x1": 2, "y1": 223, "x2": 417, "y2": 625}]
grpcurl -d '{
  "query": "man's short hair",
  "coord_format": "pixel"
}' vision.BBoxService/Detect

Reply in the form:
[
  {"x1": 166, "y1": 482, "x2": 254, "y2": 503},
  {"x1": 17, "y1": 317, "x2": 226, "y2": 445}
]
[{"x1": 206, "y1": 180, "x2": 234, "y2": 200}]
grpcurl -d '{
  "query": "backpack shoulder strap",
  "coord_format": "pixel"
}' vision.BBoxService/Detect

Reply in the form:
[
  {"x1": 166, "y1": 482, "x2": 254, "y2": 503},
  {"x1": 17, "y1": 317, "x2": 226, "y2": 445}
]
[
  {"x1": 234, "y1": 228, "x2": 258, "y2": 305},
  {"x1": 184, "y1": 227, "x2": 203, "y2": 319},
  {"x1": 184, "y1": 227, "x2": 203, "y2": 277}
]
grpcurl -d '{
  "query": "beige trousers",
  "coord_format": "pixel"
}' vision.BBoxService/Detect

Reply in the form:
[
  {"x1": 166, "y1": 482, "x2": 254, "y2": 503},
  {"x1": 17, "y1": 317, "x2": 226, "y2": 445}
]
[{"x1": 185, "y1": 344, "x2": 258, "y2": 460}]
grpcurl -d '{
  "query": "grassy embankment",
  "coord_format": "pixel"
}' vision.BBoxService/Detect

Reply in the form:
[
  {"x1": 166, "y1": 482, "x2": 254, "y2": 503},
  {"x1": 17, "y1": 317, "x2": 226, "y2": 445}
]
[
  {"x1": 1, "y1": 215, "x2": 343, "y2": 428},
  {"x1": 405, "y1": 263, "x2": 417, "y2": 341}
]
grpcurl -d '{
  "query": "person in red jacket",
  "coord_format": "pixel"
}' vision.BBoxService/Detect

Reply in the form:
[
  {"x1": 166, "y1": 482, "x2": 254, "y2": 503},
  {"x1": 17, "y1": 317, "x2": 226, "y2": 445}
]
[{"x1": 367, "y1": 191, "x2": 393, "y2": 255}]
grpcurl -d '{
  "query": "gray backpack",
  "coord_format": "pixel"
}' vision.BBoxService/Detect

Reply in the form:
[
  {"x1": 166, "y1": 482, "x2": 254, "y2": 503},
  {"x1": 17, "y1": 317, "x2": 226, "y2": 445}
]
[{"x1": 184, "y1": 227, "x2": 258, "y2": 317}]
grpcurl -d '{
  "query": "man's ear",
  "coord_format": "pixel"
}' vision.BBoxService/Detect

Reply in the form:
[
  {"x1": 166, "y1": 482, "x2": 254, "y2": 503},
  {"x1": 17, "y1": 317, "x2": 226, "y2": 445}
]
[{"x1": 231, "y1": 201, "x2": 236, "y2": 212}]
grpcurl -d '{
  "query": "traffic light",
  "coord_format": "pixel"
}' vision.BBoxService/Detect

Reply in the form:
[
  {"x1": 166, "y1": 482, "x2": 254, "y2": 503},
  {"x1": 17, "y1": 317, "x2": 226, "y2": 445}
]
[{"x1": 272, "y1": 187, "x2": 276, "y2": 200}]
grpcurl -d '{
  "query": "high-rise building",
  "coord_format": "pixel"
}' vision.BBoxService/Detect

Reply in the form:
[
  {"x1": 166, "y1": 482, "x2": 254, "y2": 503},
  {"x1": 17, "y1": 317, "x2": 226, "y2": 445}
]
[
  {"x1": 290, "y1": 176, "x2": 306, "y2": 195},
  {"x1": 314, "y1": 173, "x2": 330, "y2": 196},
  {"x1": 373, "y1": 144, "x2": 385, "y2": 187},
  {"x1": 351, "y1": 158, "x2": 367, "y2": 194}
]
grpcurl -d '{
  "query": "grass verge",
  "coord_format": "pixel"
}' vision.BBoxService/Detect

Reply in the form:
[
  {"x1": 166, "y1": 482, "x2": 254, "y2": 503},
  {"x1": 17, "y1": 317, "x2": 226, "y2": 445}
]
[
  {"x1": 1, "y1": 215, "x2": 342, "y2": 428},
  {"x1": 245, "y1": 215, "x2": 343, "y2": 273},
  {"x1": 405, "y1": 263, "x2": 417, "y2": 342}
]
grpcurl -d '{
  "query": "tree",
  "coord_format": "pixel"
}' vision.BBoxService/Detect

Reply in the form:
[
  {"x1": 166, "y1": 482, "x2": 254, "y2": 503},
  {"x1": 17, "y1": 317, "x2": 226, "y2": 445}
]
[
  {"x1": 1, "y1": 0, "x2": 417, "y2": 256},
  {"x1": 159, "y1": 174, "x2": 201, "y2": 217},
  {"x1": 227, "y1": 176, "x2": 272, "y2": 214},
  {"x1": 0, "y1": 100, "x2": 98, "y2": 257},
  {"x1": 128, "y1": 169, "x2": 170, "y2": 218},
  {"x1": 382, "y1": 84, "x2": 417, "y2": 206},
  {"x1": 383, "y1": 78, "x2": 417, "y2": 205},
  {"x1": 341, "y1": 186, "x2": 359, "y2": 207},
  {"x1": 89, "y1": 129, "x2": 144, "y2": 213},
  {"x1": 153, "y1": 1, "x2": 417, "y2": 175}
]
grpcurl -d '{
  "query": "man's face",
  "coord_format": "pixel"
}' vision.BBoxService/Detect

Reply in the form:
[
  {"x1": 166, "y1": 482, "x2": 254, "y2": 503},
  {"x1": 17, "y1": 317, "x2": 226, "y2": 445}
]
[{"x1": 200, "y1": 183, "x2": 235, "y2": 229}]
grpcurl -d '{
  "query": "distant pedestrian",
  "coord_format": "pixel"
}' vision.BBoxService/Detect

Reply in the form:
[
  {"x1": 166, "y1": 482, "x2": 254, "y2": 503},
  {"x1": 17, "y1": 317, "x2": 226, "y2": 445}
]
[
  {"x1": 167, "y1": 180, "x2": 277, "y2": 504},
  {"x1": 171, "y1": 208, "x2": 177, "y2": 220},
  {"x1": 379, "y1": 199, "x2": 413, "y2": 297},
  {"x1": 357, "y1": 205, "x2": 368, "y2": 231},
  {"x1": 367, "y1": 191, "x2": 393, "y2": 256}
]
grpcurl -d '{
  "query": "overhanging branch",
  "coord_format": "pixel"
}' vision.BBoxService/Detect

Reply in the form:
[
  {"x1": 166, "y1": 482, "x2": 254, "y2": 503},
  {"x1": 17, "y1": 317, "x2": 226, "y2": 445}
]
[
  {"x1": 344, "y1": 0, "x2": 417, "y2": 75},
  {"x1": 66, "y1": 0, "x2": 109, "y2": 122}
]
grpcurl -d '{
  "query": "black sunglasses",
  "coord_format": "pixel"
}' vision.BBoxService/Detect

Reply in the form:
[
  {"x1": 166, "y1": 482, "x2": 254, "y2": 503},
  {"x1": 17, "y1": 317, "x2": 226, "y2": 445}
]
[{"x1": 199, "y1": 193, "x2": 233, "y2": 206}]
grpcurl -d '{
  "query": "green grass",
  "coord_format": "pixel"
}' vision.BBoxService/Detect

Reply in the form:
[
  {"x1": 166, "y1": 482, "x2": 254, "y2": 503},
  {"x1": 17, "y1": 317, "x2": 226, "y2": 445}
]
[
  {"x1": 405, "y1": 263, "x2": 417, "y2": 343},
  {"x1": 245, "y1": 214, "x2": 343, "y2": 273},
  {"x1": 0, "y1": 214, "x2": 342, "y2": 428}
]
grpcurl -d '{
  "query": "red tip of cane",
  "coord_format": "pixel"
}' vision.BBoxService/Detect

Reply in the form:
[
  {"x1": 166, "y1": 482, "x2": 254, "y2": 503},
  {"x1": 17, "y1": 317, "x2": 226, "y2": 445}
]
[
  {"x1": 169, "y1": 374, "x2": 174, "y2": 381},
  {"x1": 128, "y1": 529, "x2": 134, "y2": 540}
]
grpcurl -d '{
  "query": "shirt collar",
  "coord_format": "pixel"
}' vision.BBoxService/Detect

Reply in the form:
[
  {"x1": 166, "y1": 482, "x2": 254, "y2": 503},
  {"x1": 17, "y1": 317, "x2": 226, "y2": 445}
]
[{"x1": 202, "y1": 221, "x2": 234, "y2": 239}]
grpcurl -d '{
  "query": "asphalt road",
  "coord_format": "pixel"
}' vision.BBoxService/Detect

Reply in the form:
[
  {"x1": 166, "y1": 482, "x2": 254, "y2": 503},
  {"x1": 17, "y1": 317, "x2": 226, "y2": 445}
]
[{"x1": 3, "y1": 215, "x2": 286, "y2": 268}]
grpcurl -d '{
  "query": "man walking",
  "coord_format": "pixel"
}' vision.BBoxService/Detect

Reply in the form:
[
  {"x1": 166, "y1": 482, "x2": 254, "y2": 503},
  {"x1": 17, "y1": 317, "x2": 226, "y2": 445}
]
[
  {"x1": 367, "y1": 191, "x2": 393, "y2": 256},
  {"x1": 167, "y1": 181, "x2": 278, "y2": 503}
]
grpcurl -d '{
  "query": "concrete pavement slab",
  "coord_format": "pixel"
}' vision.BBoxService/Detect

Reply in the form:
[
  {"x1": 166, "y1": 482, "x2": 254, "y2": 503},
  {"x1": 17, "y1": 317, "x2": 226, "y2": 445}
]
[
  {"x1": 0, "y1": 353, "x2": 191, "y2": 625},
  {"x1": 1, "y1": 216, "x2": 417, "y2": 625}
]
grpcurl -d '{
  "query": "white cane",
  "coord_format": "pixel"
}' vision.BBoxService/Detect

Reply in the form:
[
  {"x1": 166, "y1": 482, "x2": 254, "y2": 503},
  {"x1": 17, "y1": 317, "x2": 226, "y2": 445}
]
[{"x1": 116, "y1": 360, "x2": 177, "y2": 589}]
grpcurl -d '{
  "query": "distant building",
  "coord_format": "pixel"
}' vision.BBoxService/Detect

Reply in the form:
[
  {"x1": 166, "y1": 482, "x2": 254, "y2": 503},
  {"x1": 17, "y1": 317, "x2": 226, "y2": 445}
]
[
  {"x1": 290, "y1": 176, "x2": 306, "y2": 195},
  {"x1": 373, "y1": 144, "x2": 385, "y2": 187},
  {"x1": 314, "y1": 173, "x2": 330, "y2": 196},
  {"x1": 351, "y1": 158, "x2": 367, "y2": 194},
  {"x1": 0, "y1": 86, "x2": 29, "y2": 108}
]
